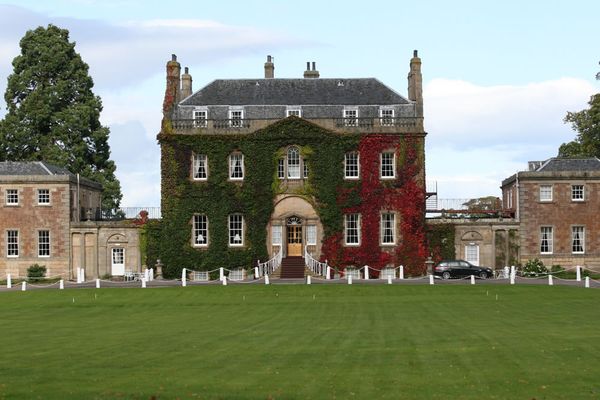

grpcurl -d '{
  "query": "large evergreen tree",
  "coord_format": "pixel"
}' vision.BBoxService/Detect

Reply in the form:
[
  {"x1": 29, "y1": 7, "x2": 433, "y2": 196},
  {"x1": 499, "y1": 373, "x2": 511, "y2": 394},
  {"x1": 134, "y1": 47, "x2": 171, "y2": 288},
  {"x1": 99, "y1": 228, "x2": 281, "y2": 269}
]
[{"x1": 0, "y1": 24, "x2": 122, "y2": 211}]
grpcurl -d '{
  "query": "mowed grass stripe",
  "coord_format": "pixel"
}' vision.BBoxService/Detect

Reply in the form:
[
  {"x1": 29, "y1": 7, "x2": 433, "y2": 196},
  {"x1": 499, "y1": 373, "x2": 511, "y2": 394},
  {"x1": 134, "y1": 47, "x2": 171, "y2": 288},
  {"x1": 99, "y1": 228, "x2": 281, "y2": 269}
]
[{"x1": 0, "y1": 285, "x2": 598, "y2": 399}]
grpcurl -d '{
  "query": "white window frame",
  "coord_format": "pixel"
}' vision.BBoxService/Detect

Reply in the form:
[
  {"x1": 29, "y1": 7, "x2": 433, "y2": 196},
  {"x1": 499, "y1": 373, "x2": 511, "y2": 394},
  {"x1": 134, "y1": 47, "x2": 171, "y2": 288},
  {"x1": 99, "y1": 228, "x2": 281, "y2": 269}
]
[
  {"x1": 572, "y1": 226, "x2": 585, "y2": 254},
  {"x1": 37, "y1": 189, "x2": 51, "y2": 205},
  {"x1": 465, "y1": 244, "x2": 479, "y2": 266},
  {"x1": 380, "y1": 213, "x2": 396, "y2": 245},
  {"x1": 380, "y1": 152, "x2": 396, "y2": 179},
  {"x1": 539, "y1": 184, "x2": 552, "y2": 202},
  {"x1": 277, "y1": 158, "x2": 285, "y2": 179},
  {"x1": 379, "y1": 108, "x2": 395, "y2": 126},
  {"x1": 286, "y1": 107, "x2": 302, "y2": 118},
  {"x1": 287, "y1": 147, "x2": 301, "y2": 179},
  {"x1": 38, "y1": 230, "x2": 50, "y2": 257},
  {"x1": 344, "y1": 152, "x2": 360, "y2": 179},
  {"x1": 540, "y1": 226, "x2": 553, "y2": 254},
  {"x1": 228, "y1": 108, "x2": 244, "y2": 128},
  {"x1": 192, "y1": 153, "x2": 208, "y2": 180},
  {"x1": 193, "y1": 214, "x2": 208, "y2": 247},
  {"x1": 193, "y1": 108, "x2": 208, "y2": 128},
  {"x1": 228, "y1": 214, "x2": 244, "y2": 247},
  {"x1": 6, "y1": 189, "x2": 18, "y2": 205},
  {"x1": 507, "y1": 188, "x2": 513, "y2": 209},
  {"x1": 6, "y1": 230, "x2": 18, "y2": 257},
  {"x1": 344, "y1": 214, "x2": 361, "y2": 246},
  {"x1": 571, "y1": 184, "x2": 584, "y2": 201},
  {"x1": 271, "y1": 225, "x2": 283, "y2": 245},
  {"x1": 306, "y1": 225, "x2": 317, "y2": 246},
  {"x1": 343, "y1": 108, "x2": 358, "y2": 127},
  {"x1": 229, "y1": 153, "x2": 244, "y2": 180}
]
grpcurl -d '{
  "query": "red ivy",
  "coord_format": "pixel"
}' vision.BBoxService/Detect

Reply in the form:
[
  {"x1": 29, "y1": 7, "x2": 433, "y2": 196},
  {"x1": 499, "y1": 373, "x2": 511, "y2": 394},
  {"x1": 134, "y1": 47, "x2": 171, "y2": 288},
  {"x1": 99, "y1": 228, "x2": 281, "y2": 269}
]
[{"x1": 321, "y1": 135, "x2": 427, "y2": 276}]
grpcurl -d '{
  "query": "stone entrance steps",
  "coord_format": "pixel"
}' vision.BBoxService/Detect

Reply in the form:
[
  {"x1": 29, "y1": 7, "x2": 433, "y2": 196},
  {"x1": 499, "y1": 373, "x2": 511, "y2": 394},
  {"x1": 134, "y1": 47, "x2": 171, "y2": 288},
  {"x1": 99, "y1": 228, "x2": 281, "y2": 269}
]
[{"x1": 279, "y1": 256, "x2": 306, "y2": 279}]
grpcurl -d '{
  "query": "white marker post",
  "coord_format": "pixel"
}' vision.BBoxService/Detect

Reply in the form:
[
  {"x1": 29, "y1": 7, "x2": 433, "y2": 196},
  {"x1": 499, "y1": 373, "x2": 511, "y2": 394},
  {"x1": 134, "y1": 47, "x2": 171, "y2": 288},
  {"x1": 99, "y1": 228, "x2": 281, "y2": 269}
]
[
  {"x1": 504, "y1": 266, "x2": 510, "y2": 279},
  {"x1": 364, "y1": 266, "x2": 369, "y2": 280},
  {"x1": 6, "y1": 274, "x2": 11, "y2": 289},
  {"x1": 96, "y1": 279, "x2": 100, "y2": 289},
  {"x1": 149, "y1": 268, "x2": 154, "y2": 281},
  {"x1": 510, "y1": 271, "x2": 515, "y2": 285},
  {"x1": 429, "y1": 274, "x2": 434, "y2": 285},
  {"x1": 326, "y1": 266, "x2": 331, "y2": 280},
  {"x1": 576, "y1": 265, "x2": 582, "y2": 282},
  {"x1": 80, "y1": 268, "x2": 85, "y2": 283},
  {"x1": 144, "y1": 268, "x2": 149, "y2": 282},
  {"x1": 59, "y1": 279, "x2": 64, "y2": 290},
  {"x1": 348, "y1": 274, "x2": 353, "y2": 285},
  {"x1": 307, "y1": 275, "x2": 311, "y2": 285},
  {"x1": 548, "y1": 275, "x2": 553, "y2": 286},
  {"x1": 265, "y1": 275, "x2": 270, "y2": 285},
  {"x1": 387, "y1": 276, "x2": 392, "y2": 285},
  {"x1": 585, "y1": 276, "x2": 590, "y2": 288},
  {"x1": 254, "y1": 267, "x2": 260, "y2": 279},
  {"x1": 399, "y1": 265, "x2": 405, "y2": 280},
  {"x1": 181, "y1": 268, "x2": 187, "y2": 287},
  {"x1": 222, "y1": 276, "x2": 227, "y2": 286},
  {"x1": 219, "y1": 267, "x2": 224, "y2": 282},
  {"x1": 76, "y1": 268, "x2": 81, "y2": 283},
  {"x1": 21, "y1": 281, "x2": 26, "y2": 291},
  {"x1": 142, "y1": 278, "x2": 147, "y2": 288},
  {"x1": 470, "y1": 275, "x2": 475, "y2": 285}
]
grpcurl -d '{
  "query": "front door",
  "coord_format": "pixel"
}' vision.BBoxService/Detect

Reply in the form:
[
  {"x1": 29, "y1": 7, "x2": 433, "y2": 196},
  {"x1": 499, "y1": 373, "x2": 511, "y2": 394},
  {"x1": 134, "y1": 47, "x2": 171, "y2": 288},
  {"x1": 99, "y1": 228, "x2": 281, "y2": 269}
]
[
  {"x1": 287, "y1": 225, "x2": 302, "y2": 256},
  {"x1": 111, "y1": 248, "x2": 125, "y2": 276}
]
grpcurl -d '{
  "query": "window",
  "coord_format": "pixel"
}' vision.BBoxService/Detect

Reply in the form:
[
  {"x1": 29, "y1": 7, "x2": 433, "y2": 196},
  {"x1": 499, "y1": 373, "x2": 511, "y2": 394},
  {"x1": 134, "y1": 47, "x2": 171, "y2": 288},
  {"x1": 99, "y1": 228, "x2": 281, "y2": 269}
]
[
  {"x1": 306, "y1": 225, "x2": 317, "y2": 246},
  {"x1": 7, "y1": 230, "x2": 18, "y2": 257},
  {"x1": 381, "y1": 213, "x2": 395, "y2": 245},
  {"x1": 380, "y1": 152, "x2": 395, "y2": 178},
  {"x1": 229, "y1": 214, "x2": 244, "y2": 246},
  {"x1": 229, "y1": 153, "x2": 244, "y2": 180},
  {"x1": 193, "y1": 154, "x2": 208, "y2": 180},
  {"x1": 465, "y1": 244, "x2": 479, "y2": 266},
  {"x1": 572, "y1": 226, "x2": 584, "y2": 254},
  {"x1": 272, "y1": 225, "x2": 282, "y2": 245},
  {"x1": 6, "y1": 189, "x2": 18, "y2": 205},
  {"x1": 344, "y1": 109, "x2": 358, "y2": 127},
  {"x1": 571, "y1": 185, "x2": 584, "y2": 201},
  {"x1": 540, "y1": 226, "x2": 553, "y2": 254},
  {"x1": 303, "y1": 159, "x2": 309, "y2": 178},
  {"x1": 38, "y1": 230, "x2": 50, "y2": 257},
  {"x1": 37, "y1": 189, "x2": 50, "y2": 205},
  {"x1": 193, "y1": 215, "x2": 208, "y2": 246},
  {"x1": 539, "y1": 185, "x2": 552, "y2": 202},
  {"x1": 193, "y1": 109, "x2": 207, "y2": 128},
  {"x1": 344, "y1": 214, "x2": 360, "y2": 245},
  {"x1": 345, "y1": 152, "x2": 360, "y2": 179},
  {"x1": 287, "y1": 107, "x2": 301, "y2": 117},
  {"x1": 380, "y1": 108, "x2": 394, "y2": 126},
  {"x1": 287, "y1": 147, "x2": 300, "y2": 179},
  {"x1": 277, "y1": 159, "x2": 285, "y2": 179},
  {"x1": 507, "y1": 188, "x2": 513, "y2": 209},
  {"x1": 229, "y1": 109, "x2": 244, "y2": 128}
]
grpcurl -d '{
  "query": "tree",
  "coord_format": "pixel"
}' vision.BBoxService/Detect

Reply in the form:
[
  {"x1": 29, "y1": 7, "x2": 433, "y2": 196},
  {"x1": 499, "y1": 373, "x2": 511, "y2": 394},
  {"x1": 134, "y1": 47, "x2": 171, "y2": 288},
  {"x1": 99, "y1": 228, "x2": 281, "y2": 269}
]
[
  {"x1": 558, "y1": 94, "x2": 600, "y2": 158},
  {"x1": 0, "y1": 24, "x2": 121, "y2": 211},
  {"x1": 462, "y1": 196, "x2": 500, "y2": 212}
]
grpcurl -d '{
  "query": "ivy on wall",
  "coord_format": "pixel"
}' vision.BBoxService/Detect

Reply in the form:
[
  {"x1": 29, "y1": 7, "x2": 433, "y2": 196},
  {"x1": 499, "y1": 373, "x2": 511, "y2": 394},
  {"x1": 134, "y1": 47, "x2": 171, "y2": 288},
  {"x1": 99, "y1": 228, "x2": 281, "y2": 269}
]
[
  {"x1": 157, "y1": 117, "x2": 426, "y2": 278},
  {"x1": 426, "y1": 223, "x2": 456, "y2": 262}
]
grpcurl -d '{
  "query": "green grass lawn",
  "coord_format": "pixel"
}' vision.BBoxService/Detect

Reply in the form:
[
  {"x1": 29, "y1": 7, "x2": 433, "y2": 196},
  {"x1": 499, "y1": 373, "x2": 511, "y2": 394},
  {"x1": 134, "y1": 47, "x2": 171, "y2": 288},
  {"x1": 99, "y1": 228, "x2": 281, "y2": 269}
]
[{"x1": 0, "y1": 285, "x2": 599, "y2": 399}]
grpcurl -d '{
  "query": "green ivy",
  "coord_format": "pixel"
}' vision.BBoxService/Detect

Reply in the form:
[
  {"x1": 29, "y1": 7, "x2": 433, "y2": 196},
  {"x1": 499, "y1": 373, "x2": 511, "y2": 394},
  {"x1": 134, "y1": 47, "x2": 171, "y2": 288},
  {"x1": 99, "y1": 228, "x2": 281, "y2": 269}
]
[
  {"x1": 157, "y1": 118, "x2": 360, "y2": 278},
  {"x1": 426, "y1": 223, "x2": 455, "y2": 261}
]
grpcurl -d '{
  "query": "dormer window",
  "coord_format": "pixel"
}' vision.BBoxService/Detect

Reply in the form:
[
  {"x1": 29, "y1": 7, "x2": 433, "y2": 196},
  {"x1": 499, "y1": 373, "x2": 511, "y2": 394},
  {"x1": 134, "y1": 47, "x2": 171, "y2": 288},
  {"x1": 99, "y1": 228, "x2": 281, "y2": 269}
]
[
  {"x1": 228, "y1": 108, "x2": 244, "y2": 128},
  {"x1": 193, "y1": 108, "x2": 207, "y2": 128},
  {"x1": 379, "y1": 108, "x2": 394, "y2": 126},
  {"x1": 286, "y1": 107, "x2": 302, "y2": 117},
  {"x1": 343, "y1": 108, "x2": 358, "y2": 127}
]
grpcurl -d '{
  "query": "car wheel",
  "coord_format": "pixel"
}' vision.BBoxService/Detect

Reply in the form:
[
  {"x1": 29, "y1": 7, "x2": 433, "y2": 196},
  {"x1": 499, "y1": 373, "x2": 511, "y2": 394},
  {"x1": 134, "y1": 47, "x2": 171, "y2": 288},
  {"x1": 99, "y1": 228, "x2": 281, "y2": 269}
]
[
  {"x1": 442, "y1": 271, "x2": 451, "y2": 280},
  {"x1": 479, "y1": 271, "x2": 487, "y2": 279}
]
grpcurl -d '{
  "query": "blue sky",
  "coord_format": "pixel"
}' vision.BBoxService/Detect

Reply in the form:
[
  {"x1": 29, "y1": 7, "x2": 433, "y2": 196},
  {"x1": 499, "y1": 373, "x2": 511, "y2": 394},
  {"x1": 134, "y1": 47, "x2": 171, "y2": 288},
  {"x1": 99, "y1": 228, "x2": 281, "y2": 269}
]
[{"x1": 0, "y1": 0, "x2": 598, "y2": 206}]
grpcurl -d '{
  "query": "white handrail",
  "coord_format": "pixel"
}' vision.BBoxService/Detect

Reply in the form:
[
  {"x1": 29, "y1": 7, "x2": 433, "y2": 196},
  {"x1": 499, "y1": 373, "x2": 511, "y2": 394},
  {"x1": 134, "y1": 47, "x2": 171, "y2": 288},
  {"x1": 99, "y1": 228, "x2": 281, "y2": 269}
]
[
  {"x1": 257, "y1": 247, "x2": 282, "y2": 277},
  {"x1": 304, "y1": 247, "x2": 328, "y2": 277}
]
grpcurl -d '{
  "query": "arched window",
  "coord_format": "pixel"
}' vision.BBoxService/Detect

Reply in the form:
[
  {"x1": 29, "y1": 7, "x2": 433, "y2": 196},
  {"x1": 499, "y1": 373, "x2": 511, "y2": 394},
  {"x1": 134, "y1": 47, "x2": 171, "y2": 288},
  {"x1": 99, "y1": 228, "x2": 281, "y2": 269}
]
[{"x1": 287, "y1": 147, "x2": 300, "y2": 179}]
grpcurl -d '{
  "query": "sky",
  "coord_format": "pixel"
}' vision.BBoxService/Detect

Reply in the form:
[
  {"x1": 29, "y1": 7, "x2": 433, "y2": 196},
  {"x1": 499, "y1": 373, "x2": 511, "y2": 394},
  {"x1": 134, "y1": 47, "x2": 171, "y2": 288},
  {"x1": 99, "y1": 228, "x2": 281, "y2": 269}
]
[{"x1": 0, "y1": 0, "x2": 598, "y2": 207}]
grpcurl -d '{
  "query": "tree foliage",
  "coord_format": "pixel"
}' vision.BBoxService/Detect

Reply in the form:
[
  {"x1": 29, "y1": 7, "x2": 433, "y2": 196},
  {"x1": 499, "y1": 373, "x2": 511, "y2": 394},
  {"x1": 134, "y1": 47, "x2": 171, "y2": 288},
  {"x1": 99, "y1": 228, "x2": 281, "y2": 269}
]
[
  {"x1": 558, "y1": 94, "x2": 600, "y2": 158},
  {"x1": 0, "y1": 24, "x2": 121, "y2": 210},
  {"x1": 462, "y1": 196, "x2": 500, "y2": 211}
]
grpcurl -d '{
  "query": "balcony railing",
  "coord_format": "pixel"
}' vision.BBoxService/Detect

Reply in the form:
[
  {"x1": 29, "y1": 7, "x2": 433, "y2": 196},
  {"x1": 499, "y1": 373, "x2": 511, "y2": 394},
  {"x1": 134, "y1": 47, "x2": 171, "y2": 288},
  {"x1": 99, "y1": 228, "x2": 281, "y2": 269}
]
[{"x1": 170, "y1": 117, "x2": 421, "y2": 134}]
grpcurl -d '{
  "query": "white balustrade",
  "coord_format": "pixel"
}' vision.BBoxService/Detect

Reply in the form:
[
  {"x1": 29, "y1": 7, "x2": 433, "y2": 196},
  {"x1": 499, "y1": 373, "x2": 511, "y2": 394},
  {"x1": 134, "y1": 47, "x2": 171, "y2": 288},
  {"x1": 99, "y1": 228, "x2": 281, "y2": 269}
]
[
  {"x1": 304, "y1": 248, "x2": 328, "y2": 278},
  {"x1": 257, "y1": 248, "x2": 283, "y2": 277}
]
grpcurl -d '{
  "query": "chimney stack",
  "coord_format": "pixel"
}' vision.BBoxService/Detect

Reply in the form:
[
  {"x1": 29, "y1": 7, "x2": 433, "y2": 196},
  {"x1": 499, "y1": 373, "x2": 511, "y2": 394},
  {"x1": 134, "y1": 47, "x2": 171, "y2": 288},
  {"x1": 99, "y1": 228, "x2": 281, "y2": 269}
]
[
  {"x1": 162, "y1": 54, "x2": 181, "y2": 119},
  {"x1": 303, "y1": 61, "x2": 320, "y2": 78},
  {"x1": 264, "y1": 55, "x2": 274, "y2": 78},
  {"x1": 407, "y1": 50, "x2": 423, "y2": 116},
  {"x1": 180, "y1": 66, "x2": 193, "y2": 100}
]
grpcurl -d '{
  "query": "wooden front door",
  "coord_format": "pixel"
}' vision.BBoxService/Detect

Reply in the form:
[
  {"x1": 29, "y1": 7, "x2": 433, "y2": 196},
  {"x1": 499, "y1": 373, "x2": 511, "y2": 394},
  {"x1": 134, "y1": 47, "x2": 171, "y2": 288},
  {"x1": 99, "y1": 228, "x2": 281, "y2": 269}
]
[{"x1": 287, "y1": 225, "x2": 302, "y2": 256}]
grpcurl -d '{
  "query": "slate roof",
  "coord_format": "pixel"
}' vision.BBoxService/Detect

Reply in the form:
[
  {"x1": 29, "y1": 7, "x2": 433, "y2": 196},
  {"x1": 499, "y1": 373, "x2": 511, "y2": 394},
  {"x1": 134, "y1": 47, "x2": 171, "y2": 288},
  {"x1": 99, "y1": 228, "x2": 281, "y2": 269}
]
[
  {"x1": 537, "y1": 158, "x2": 600, "y2": 172},
  {"x1": 0, "y1": 161, "x2": 72, "y2": 176},
  {"x1": 180, "y1": 78, "x2": 410, "y2": 106}
]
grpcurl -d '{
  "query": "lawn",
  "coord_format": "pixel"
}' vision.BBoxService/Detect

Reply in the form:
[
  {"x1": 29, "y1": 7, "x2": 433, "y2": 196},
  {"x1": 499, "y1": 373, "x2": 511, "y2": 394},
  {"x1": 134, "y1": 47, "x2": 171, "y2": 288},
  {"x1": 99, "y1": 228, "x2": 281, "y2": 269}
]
[{"x1": 0, "y1": 285, "x2": 598, "y2": 399}]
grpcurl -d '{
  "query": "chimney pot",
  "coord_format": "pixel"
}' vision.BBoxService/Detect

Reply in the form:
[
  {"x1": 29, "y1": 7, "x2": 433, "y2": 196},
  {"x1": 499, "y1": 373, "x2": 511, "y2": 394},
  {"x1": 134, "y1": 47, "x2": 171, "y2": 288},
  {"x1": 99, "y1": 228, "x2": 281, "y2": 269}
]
[
  {"x1": 184, "y1": 67, "x2": 189, "y2": 74},
  {"x1": 172, "y1": 54, "x2": 177, "y2": 61},
  {"x1": 413, "y1": 50, "x2": 418, "y2": 57},
  {"x1": 312, "y1": 61, "x2": 316, "y2": 70}
]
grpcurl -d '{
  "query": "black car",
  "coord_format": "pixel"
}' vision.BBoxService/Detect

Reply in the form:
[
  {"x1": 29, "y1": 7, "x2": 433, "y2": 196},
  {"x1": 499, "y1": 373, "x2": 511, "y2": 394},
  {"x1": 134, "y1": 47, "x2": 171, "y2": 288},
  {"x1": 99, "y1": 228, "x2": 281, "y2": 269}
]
[{"x1": 433, "y1": 260, "x2": 494, "y2": 279}]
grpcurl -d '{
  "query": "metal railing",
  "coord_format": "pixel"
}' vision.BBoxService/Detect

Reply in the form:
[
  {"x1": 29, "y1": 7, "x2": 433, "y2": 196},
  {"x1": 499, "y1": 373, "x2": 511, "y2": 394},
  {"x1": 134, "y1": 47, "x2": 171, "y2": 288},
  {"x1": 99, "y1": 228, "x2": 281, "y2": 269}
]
[
  {"x1": 256, "y1": 247, "x2": 282, "y2": 277},
  {"x1": 304, "y1": 247, "x2": 328, "y2": 277},
  {"x1": 101, "y1": 207, "x2": 161, "y2": 221}
]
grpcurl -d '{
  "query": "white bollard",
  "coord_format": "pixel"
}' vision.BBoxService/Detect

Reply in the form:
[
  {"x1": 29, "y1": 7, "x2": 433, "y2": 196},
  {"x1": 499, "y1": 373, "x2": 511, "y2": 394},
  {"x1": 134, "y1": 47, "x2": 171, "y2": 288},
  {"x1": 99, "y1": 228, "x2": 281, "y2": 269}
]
[
  {"x1": 265, "y1": 275, "x2": 270, "y2": 285},
  {"x1": 181, "y1": 268, "x2": 187, "y2": 287},
  {"x1": 7, "y1": 274, "x2": 11, "y2": 289},
  {"x1": 576, "y1": 265, "x2": 582, "y2": 282},
  {"x1": 387, "y1": 276, "x2": 392, "y2": 285},
  {"x1": 510, "y1": 272, "x2": 515, "y2": 285},
  {"x1": 470, "y1": 275, "x2": 475, "y2": 285},
  {"x1": 149, "y1": 268, "x2": 154, "y2": 281},
  {"x1": 364, "y1": 265, "x2": 369, "y2": 280},
  {"x1": 510, "y1": 265, "x2": 515, "y2": 277},
  {"x1": 399, "y1": 265, "x2": 405, "y2": 280},
  {"x1": 142, "y1": 278, "x2": 147, "y2": 288},
  {"x1": 585, "y1": 276, "x2": 590, "y2": 288},
  {"x1": 222, "y1": 276, "x2": 227, "y2": 286},
  {"x1": 219, "y1": 267, "x2": 224, "y2": 281},
  {"x1": 254, "y1": 267, "x2": 260, "y2": 278},
  {"x1": 144, "y1": 269, "x2": 149, "y2": 282},
  {"x1": 429, "y1": 274, "x2": 434, "y2": 285},
  {"x1": 548, "y1": 274, "x2": 553, "y2": 286},
  {"x1": 307, "y1": 275, "x2": 311, "y2": 285},
  {"x1": 21, "y1": 281, "x2": 26, "y2": 291},
  {"x1": 96, "y1": 279, "x2": 100, "y2": 289},
  {"x1": 326, "y1": 266, "x2": 331, "y2": 280},
  {"x1": 59, "y1": 279, "x2": 64, "y2": 290},
  {"x1": 348, "y1": 274, "x2": 353, "y2": 285},
  {"x1": 76, "y1": 268, "x2": 81, "y2": 283},
  {"x1": 81, "y1": 268, "x2": 85, "y2": 283},
  {"x1": 504, "y1": 266, "x2": 510, "y2": 279}
]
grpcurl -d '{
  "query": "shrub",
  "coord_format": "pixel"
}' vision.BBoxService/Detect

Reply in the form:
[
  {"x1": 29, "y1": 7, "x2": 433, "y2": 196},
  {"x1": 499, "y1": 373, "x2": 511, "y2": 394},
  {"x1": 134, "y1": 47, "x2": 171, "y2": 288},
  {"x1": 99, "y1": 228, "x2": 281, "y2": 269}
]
[
  {"x1": 550, "y1": 265, "x2": 564, "y2": 273},
  {"x1": 522, "y1": 258, "x2": 548, "y2": 276},
  {"x1": 27, "y1": 264, "x2": 47, "y2": 281}
]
